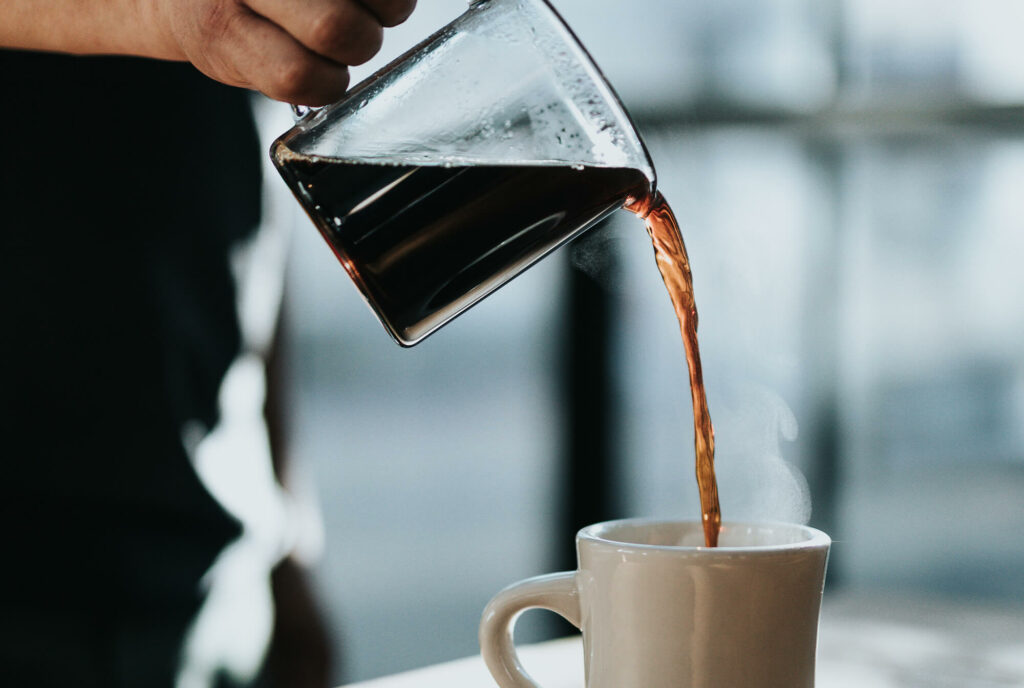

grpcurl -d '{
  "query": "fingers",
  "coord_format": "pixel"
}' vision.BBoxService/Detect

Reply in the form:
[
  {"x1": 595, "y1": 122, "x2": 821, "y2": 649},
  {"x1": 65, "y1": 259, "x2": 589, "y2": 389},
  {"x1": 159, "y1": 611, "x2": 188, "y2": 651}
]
[
  {"x1": 215, "y1": 7, "x2": 353, "y2": 105},
  {"x1": 161, "y1": 0, "x2": 419, "y2": 105},
  {"x1": 358, "y1": 0, "x2": 418, "y2": 27},
  {"x1": 244, "y1": 0, "x2": 383, "y2": 67}
]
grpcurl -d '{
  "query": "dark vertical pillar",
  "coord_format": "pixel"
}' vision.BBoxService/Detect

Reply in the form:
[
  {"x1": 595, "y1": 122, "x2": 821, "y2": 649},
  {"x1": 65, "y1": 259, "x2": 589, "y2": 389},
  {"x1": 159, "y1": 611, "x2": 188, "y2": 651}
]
[
  {"x1": 801, "y1": 140, "x2": 844, "y2": 589},
  {"x1": 557, "y1": 225, "x2": 622, "y2": 574},
  {"x1": 534, "y1": 229, "x2": 621, "y2": 640},
  {"x1": 802, "y1": 0, "x2": 849, "y2": 588}
]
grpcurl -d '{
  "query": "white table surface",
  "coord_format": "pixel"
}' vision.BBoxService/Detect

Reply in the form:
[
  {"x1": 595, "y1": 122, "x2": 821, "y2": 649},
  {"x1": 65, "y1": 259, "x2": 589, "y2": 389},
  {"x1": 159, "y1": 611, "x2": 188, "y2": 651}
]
[{"x1": 341, "y1": 593, "x2": 1024, "y2": 688}]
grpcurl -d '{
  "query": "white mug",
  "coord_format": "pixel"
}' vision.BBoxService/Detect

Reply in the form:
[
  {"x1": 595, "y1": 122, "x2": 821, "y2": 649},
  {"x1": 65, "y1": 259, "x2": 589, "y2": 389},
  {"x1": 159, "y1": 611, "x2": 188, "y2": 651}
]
[{"x1": 480, "y1": 519, "x2": 830, "y2": 688}]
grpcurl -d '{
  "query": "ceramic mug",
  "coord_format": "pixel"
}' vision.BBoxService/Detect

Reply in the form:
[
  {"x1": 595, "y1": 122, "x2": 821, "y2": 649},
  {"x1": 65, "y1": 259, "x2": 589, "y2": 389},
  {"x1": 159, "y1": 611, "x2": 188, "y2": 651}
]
[{"x1": 480, "y1": 519, "x2": 830, "y2": 688}]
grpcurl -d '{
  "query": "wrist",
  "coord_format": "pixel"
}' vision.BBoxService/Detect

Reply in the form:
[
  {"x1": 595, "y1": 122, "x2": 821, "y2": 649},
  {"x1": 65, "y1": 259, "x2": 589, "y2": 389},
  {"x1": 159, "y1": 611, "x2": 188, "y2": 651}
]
[{"x1": 124, "y1": 0, "x2": 187, "y2": 61}]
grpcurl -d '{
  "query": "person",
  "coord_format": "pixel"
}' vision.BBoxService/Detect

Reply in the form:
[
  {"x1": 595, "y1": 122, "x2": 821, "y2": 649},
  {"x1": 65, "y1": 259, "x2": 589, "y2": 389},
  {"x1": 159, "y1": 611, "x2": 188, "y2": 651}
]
[{"x1": 0, "y1": 2, "x2": 416, "y2": 686}]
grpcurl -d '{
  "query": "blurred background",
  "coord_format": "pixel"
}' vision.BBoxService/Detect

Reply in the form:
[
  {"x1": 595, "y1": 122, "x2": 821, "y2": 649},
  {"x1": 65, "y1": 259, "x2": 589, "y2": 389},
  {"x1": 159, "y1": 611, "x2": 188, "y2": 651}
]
[{"x1": 254, "y1": 0, "x2": 1024, "y2": 683}]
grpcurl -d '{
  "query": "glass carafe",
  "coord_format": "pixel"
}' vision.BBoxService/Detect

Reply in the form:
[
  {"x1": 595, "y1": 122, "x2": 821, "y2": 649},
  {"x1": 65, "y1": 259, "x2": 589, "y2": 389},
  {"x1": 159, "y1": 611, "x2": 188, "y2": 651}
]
[{"x1": 272, "y1": 0, "x2": 656, "y2": 346}]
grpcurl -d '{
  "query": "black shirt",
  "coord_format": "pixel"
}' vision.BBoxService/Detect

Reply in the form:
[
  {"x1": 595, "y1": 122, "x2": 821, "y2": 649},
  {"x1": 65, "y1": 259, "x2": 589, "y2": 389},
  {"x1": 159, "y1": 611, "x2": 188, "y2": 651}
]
[{"x1": 1, "y1": 51, "x2": 264, "y2": 686}]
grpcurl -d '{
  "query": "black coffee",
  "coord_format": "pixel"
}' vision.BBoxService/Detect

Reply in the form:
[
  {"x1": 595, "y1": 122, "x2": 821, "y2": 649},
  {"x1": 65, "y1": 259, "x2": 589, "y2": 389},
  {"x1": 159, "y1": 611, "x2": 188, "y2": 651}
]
[{"x1": 273, "y1": 143, "x2": 649, "y2": 344}]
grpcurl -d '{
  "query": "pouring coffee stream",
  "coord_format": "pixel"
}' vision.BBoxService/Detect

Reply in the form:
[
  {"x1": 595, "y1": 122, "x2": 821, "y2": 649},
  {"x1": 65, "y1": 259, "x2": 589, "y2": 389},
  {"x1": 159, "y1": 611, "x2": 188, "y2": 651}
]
[
  {"x1": 272, "y1": 0, "x2": 721, "y2": 546},
  {"x1": 630, "y1": 193, "x2": 721, "y2": 547}
]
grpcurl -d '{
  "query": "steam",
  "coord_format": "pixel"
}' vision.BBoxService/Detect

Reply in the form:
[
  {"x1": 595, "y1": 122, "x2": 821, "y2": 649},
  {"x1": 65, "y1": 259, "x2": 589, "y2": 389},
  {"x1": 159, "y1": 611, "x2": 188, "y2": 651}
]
[
  {"x1": 714, "y1": 384, "x2": 812, "y2": 525},
  {"x1": 569, "y1": 222, "x2": 625, "y2": 290},
  {"x1": 567, "y1": 213, "x2": 812, "y2": 526}
]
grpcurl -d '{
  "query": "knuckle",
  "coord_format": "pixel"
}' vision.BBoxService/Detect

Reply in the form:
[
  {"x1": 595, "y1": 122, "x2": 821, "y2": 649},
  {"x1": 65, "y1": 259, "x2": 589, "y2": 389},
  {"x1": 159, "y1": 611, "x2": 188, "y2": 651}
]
[
  {"x1": 346, "y1": 25, "x2": 383, "y2": 66},
  {"x1": 307, "y1": 7, "x2": 350, "y2": 55},
  {"x1": 270, "y1": 60, "x2": 317, "y2": 103},
  {"x1": 268, "y1": 61, "x2": 350, "y2": 106},
  {"x1": 307, "y1": 6, "x2": 383, "y2": 66}
]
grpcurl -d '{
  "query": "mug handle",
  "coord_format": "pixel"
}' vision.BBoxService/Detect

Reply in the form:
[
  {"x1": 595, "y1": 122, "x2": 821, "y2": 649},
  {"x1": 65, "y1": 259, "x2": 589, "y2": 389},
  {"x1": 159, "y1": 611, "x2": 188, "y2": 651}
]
[{"x1": 479, "y1": 571, "x2": 581, "y2": 688}]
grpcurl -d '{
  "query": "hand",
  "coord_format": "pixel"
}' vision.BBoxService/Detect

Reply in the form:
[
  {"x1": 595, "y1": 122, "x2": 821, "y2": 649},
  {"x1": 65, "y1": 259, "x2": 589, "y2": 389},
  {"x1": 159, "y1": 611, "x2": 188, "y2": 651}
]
[{"x1": 147, "y1": 0, "x2": 417, "y2": 105}]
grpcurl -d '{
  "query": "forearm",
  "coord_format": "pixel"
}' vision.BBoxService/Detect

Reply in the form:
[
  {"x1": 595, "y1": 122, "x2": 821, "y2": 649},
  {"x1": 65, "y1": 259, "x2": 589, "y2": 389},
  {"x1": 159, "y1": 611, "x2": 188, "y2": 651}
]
[{"x1": 0, "y1": 0, "x2": 183, "y2": 60}]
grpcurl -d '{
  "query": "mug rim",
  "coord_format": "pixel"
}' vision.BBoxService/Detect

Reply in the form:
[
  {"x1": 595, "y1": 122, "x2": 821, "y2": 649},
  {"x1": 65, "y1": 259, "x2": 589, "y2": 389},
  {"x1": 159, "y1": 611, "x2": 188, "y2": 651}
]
[{"x1": 577, "y1": 517, "x2": 831, "y2": 553}]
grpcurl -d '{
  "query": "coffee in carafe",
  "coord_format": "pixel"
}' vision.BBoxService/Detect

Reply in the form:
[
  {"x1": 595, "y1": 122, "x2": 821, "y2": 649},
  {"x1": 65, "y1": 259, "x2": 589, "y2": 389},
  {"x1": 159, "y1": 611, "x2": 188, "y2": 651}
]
[{"x1": 274, "y1": 147, "x2": 649, "y2": 345}]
